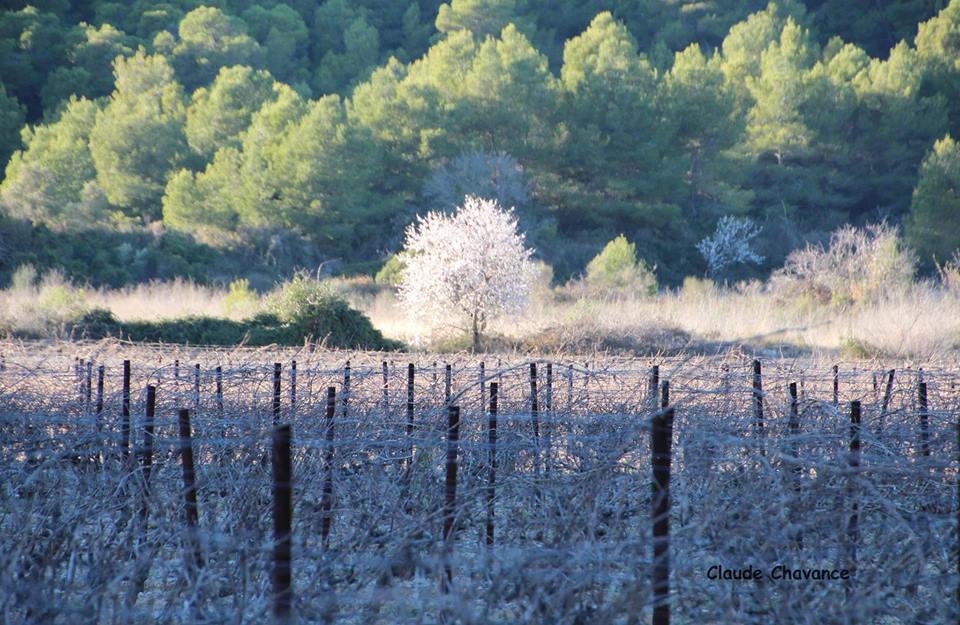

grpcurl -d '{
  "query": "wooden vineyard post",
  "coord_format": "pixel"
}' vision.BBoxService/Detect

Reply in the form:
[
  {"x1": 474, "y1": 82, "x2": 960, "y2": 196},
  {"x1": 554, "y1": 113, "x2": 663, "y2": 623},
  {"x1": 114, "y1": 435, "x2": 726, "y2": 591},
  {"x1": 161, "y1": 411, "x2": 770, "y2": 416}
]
[
  {"x1": 382, "y1": 361, "x2": 389, "y2": 414},
  {"x1": 273, "y1": 363, "x2": 282, "y2": 425},
  {"x1": 214, "y1": 365, "x2": 226, "y2": 497},
  {"x1": 85, "y1": 359, "x2": 92, "y2": 415},
  {"x1": 661, "y1": 380, "x2": 669, "y2": 409},
  {"x1": 878, "y1": 369, "x2": 895, "y2": 435},
  {"x1": 445, "y1": 363, "x2": 452, "y2": 405},
  {"x1": 272, "y1": 423, "x2": 293, "y2": 624},
  {"x1": 290, "y1": 360, "x2": 297, "y2": 419},
  {"x1": 139, "y1": 385, "x2": 157, "y2": 523},
  {"x1": 96, "y1": 365, "x2": 104, "y2": 416},
  {"x1": 788, "y1": 382, "x2": 801, "y2": 480},
  {"x1": 121, "y1": 360, "x2": 131, "y2": 465},
  {"x1": 833, "y1": 364, "x2": 840, "y2": 406},
  {"x1": 788, "y1": 382, "x2": 802, "y2": 549},
  {"x1": 95, "y1": 365, "x2": 104, "y2": 465},
  {"x1": 651, "y1": 405, "x2": 675, "y2": 625},
  {"x1": 479, "y1": 361, "x2": 486, "y2": 414},
  {"x1": 650, "y1": 365, "x2": 660, "y2": 409},
  {"x1": 215, "y1": 366, "x2": 224, "y2": 416},
  {"x1": 193, "y1": 364, "x2": 201, "y2": 414},
  {"x1": 486, "y1": 382, "x2": 498, "y2": 549},
  {"x1": 846, "y1": 400, "x2": 861, "y2": 600},
  {"x1": 546, "y1": 363, "x2": 553, "y2": 413},
  {"x1": 321, "y1": 387, "x2": 336, "y2": 551},
  {"x1": 178, "y1": 408, "x2": 204, "y2": 572},
  {"x1": 752, "y1": 360, "x2": 765, "y2": 456},
  {"x1": 441, "y1": 405, "x2": 461, "y2": 593},
  {"x1": 545, "y1": 363, "x2": 553, "y2": 474},
  {"x1": 529, "y1": 363, "x2": 541, "y2": 478},
  {"x1": 342, "y1": 361, "x2": 351, "y2": 420},
  {"x1": 406, "y1": 364, "x2": 415, "y2": 473},
  {"x1": 918, "y1": 381, "x2": 929, "y2": 458},
  {"x1": 128, "y1": 384, "x2": 157, "y2": 606}
]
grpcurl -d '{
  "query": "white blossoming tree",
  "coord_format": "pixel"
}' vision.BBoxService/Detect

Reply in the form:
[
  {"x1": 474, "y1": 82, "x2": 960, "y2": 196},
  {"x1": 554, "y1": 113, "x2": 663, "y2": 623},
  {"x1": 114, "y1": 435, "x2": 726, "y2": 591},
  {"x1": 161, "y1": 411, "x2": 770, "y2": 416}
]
[
  {"x1": 398, "y1": 195, "x2": 537, "y2": 351},
  {"x1": 696, "y1": 215, "x2": 764, "y2": 279}
]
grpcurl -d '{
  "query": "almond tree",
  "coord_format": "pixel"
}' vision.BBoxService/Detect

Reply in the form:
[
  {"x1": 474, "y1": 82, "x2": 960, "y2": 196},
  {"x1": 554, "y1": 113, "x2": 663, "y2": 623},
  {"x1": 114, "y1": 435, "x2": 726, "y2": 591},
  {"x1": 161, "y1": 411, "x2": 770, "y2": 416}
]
[
  {"x1": 697, "y1": 215, "x2": 764, "y2": 279},
  {"x1": 398, "y1": 195, "x2": 537, "y2": 351}
]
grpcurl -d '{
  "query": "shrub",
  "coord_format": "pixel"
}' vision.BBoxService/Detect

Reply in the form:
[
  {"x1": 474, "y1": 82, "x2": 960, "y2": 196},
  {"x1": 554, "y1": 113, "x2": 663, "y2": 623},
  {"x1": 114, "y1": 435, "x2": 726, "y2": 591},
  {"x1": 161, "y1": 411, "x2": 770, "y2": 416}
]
[
  {"x1": 31, "y1": 270, "x2": 89, "y2": 333},
  {"x1": 223, "y1": 278, "x2": 260, "y2": 319},
  {"x1": 936, "y1": 251, "x2": 960, "y2": 294},
  {"x1": 839, "y1": 337, "x2": 885, "y2": 359},
  {"x1": 67, "y1": 308, "x2": 122, "y2": 339},
  {"x1": 374, "y1": 253, "x2": 407, "y2": 286},
  {"x1": 584, "y1": 235, "x2": 657, "y2": 296},
  {"x1": 10, "y1": 263, "x2": 37, "y2": 291},
  {"x1": 696, "y1": 216, "x2": 764, "y2": 279},
  {"x1": 680, "y1": 276, "x2": 717, "y2": 300},
  {"x1": 267, "y1": 274, "x2": 401, "y2": 349},
  {"x1": 770, "y1": 223, "x2": 916, "y2": 306}
]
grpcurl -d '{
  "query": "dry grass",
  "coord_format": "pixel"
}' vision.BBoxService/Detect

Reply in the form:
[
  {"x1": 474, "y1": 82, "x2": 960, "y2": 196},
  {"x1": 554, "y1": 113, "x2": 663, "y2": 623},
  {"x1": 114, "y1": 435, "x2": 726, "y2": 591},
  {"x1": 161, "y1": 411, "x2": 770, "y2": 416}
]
[
  {"x1": 2, "y1": 275, "x2": 957, "y2": 359},
  {"x1": 360, "y1": 282, "x2": 960, "y2": 359},
  {"x1": 87, "y1": 279, "x2": 229, "y2": 321}
]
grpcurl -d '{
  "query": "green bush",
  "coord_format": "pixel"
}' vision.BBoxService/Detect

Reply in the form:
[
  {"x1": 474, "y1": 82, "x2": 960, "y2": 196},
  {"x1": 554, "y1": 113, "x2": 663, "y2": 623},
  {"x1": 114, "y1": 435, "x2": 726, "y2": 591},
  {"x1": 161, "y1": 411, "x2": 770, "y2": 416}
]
[
  {"x1": 374, "y1": 253, "x2": 407, "y2": 286},
  {"x1": 267, "y1": 274, "x2": 401, "y2": 349},
  {"x1": 67, "y1": 308, "x2": 122, "y2": 339},
  {"x1": 584, "y1": 235, "x2": 657, "y2": 296},
  {"x1": 223, "y1": 278, "x2": 260, "y2": 318}
]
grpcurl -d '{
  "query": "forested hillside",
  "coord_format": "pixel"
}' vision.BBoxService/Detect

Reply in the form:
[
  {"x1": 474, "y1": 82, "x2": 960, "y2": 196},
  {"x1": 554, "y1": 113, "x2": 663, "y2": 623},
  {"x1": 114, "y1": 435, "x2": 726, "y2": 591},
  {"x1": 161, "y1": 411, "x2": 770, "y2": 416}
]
[{"x1": 1, "y1": 0, "x2": 958, "y2": 288}]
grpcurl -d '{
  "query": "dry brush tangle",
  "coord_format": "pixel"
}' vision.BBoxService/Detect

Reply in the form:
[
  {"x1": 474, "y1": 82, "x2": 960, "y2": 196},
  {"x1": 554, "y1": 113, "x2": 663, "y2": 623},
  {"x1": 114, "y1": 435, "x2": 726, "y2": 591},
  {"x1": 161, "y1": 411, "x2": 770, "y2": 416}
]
[{"x1": 0, "y1": 341, "x2": 958, "y2": 624}]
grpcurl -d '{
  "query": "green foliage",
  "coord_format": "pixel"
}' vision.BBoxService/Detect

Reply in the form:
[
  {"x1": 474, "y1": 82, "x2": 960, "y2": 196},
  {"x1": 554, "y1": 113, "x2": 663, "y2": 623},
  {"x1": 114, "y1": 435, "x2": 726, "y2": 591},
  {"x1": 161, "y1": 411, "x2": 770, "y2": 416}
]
[
  {"x1": 40, "y1": 23, "x2": 136, "y2": 111},
  {"x1": 1, "y1": 96, "x2": 102, "y2": 228},
  {"x1": 0, "y1": 217, "x2": 221, "y2": 288},
  {"x1": 1, "y1": 0, "x2": 960, "y2": 290},
  {"x1": 312, "y1": 0, "x2": 384, "y2": 94},
  {"x1": 10, "y1": 263, "x2": 38, "y2": 291},
  {"x1": 223, "y1": 277, "x2": 259, "y2": 318},
  {"x1": 186, "y1": 65, "x2": 276, "y2": 158},
  {"x1": 0, "y1": 84, "x2": 25, "y2": 168},
  {"x1": 584, "y1": 234, "x2": 658, "y2": 296},
  {"x1": 241, "y1": 3, "x2": 310, "y2": 85},
  {"x1": 166, "y1": 6, "x2": 264, "y2": 91},
  {"x1": 374, "y1": 253, "x2": 407, "y2": 285},
  {"x1": 89, "y1": 50, "x2": 190, "y2": 217},
  {"x1": 907, "y1": 134, "x2": 960, "y2": 264},
  {"x1": 435, "y1": 0, "x2": 531, "y2": 39},
  {"x1": 31, "y1": 268, "x2": 90, "y2": 333},
  {"x1": 265, "y1": 274, "x2": 402, "y2": 348},
  {"x1": 839, "y1": 336, "x2": 885, "y2": 359},
  {"x1": 662, "y1": 44, "x2": 746, "y2": 215},
  {"x1": 745, "y1": 18, "x2": 816, "y2": 165}
]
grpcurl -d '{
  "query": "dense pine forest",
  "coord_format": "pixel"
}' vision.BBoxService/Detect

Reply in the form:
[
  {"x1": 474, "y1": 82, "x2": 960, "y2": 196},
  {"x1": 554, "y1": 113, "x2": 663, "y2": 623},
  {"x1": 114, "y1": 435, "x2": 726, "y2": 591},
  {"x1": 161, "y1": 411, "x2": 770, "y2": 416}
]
[{"x1": 1, "y1": 0, "x2": 958, "y2": 288}]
